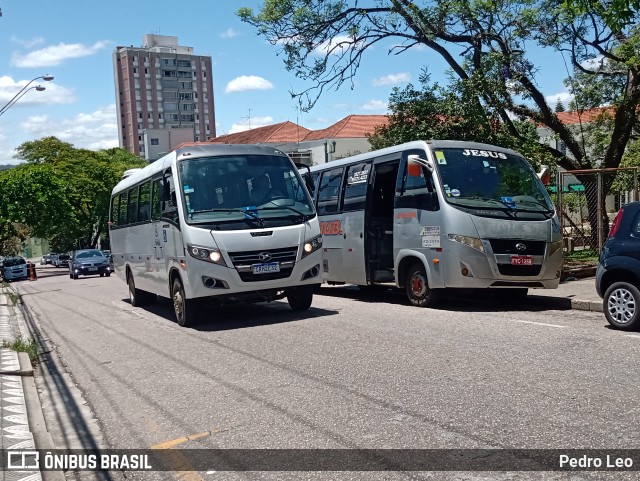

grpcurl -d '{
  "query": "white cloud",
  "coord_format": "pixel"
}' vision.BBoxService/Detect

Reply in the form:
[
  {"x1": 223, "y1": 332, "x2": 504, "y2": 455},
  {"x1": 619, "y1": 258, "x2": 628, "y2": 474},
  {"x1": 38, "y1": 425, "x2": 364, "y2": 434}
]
[
  {"x1": 20, "y1": 105, "x2": 118, "y2": 149},
  {"x1": 545, "y1": 91, "x2": 573, "y2": 109},
  {"x1": 0, "y1": 76, "x2": 75, "y2": 109},
  {"x1": 361, "y1": 100, "x2": 388, "y2": 112},
  {"x1": 581, "y1": 55, "x2": 606, "y2": 71},
  {"x1": 10, "y1": 36, "x2": 45, "y2": 49},
  {"x1": 225, "y1": 76, "x2": 274, "y2": 93},
  {"x1": 229, "y1": 116, "x2": 274, "y2": 134},
  {"x1": 373, "y1": 72, "x2": 411, "y2": 86},
  {"x1": 11, "y1": 41, "x2": 111, "y2": 68},
  {"x1": 220, "y1": 28, "x2": 238, "y2": 39},
  {"x1": 313, "y1": 35, "x2": 363, "y2": 56}
]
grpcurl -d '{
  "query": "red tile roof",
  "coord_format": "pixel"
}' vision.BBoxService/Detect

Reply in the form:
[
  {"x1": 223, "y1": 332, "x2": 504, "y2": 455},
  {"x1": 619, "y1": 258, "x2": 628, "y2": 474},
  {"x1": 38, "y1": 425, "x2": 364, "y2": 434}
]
[
  {"x1": 544, "y1": 107, "x2": 615, "y2": 127},
  {"x1": 303, "y1": 115, "x2": 389, "y2": 141},
  {"x1": 208, "y1": 121, "x2": 311, "y2": 144}
]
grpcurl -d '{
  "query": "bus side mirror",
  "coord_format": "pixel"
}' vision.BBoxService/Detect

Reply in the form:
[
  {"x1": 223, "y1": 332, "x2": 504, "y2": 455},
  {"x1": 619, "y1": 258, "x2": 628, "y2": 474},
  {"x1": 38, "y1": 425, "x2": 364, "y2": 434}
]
[
  {"x1": 538, "y1": 165, "x2": 551, "y2": 185},
  {"x1": 407, "y1": 154, "x2": 434, "y2": 175}
]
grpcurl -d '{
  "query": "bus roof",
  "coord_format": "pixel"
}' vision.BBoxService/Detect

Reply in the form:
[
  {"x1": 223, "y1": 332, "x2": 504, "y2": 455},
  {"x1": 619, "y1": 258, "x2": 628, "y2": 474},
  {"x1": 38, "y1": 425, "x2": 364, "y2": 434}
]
[
  {"x1": 308, "y1": 140, "x2": 523, "y2": 172},
  {"x1": 112, "y1": 143, "x2": 289, "y2": 194}
]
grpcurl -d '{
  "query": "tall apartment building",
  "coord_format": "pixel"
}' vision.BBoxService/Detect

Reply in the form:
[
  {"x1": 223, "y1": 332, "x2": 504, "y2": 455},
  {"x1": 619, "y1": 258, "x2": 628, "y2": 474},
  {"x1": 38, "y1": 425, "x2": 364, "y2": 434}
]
[{"x1": 113, "y1": 34, "x2": 216, "y2": 161}]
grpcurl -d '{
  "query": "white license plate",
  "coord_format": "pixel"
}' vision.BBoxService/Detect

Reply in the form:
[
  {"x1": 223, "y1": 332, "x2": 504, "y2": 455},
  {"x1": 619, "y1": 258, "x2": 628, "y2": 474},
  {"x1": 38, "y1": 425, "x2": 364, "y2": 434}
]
[
  {"x1": 252, "y1": 262, "x2": 280, "y2": 274},
  {"x1": 88, "y1": 267, "x2": 98, "y2": 271},
  {"x1": 510, "y1": 256, "x2": 533, "y2": 266}
]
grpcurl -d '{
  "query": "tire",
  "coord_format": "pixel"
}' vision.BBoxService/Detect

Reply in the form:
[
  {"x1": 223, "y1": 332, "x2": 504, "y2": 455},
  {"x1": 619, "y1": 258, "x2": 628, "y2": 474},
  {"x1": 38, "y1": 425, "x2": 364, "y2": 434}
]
[
  {"x1": 171, "y1": 277, "x2": 197, "y2": 327},
  {"x1": 99, "y1": 273, "x2": 104, "y2": 277},
  {"x1": 105, "y1": 272, "x2": 111, "y2": 277},
  {"x1": 127, "y1": 272, "x2": 155, "y2": 307},
  {"x1": 72, "y1": 272, "x2": 78, "y2": 279},
  {"x1": 603, "y1": 281, "x2": 640, "y2": 330},
  {"x1": 405, "y1": 262, "x2": 439, "y2": 307},
  {"x1": 287, "y1": 286, "x2": 314, "y2": 311}
]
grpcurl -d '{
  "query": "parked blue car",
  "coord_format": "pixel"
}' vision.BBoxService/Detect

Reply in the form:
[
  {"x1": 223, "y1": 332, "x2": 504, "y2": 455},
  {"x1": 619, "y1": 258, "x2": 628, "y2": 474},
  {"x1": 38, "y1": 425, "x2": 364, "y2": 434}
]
[
  {"x1": 596, "y1": 201, "x2": 640, "y2": 330},
  {"x1": 1, "y1": 256, "x2": 28, "y2": 281}
]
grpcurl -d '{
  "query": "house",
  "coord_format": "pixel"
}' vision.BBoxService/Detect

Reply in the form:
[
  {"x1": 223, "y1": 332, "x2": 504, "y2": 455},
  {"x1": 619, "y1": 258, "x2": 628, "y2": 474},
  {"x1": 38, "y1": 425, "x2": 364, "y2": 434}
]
[{"x1": 207, "y1": 114, "x2": 389, "y2": 166}]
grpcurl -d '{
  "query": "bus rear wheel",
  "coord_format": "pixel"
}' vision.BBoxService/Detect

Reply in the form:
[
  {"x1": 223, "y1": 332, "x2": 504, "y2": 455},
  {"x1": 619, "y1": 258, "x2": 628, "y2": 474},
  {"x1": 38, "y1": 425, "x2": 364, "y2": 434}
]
[
  {"x1": 287, "y1": 286, "x2": 314, "y2": 311},
  {"x1": 406, "y1": 262, "x2": 439, "y2": 307},
  {"x1": 128, "y1": 272, "x2": 155, "y2": 307},
  {"x1": 171, "y1": 278, "x2": 197, "y2": 327}
]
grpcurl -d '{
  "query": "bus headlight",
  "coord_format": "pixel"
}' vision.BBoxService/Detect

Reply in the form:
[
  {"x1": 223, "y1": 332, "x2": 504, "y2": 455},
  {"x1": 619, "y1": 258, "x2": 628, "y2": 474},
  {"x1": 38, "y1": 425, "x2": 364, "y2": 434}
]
[
  {"x1": 187, "y1": 245, "x2": 226, "y2": 266},
  {"x1": 448, "y1": 234, "x2": 485, "y2": 253},
  {"x1": 302, "y1": 234, "x2": 323, "y2": 258}
]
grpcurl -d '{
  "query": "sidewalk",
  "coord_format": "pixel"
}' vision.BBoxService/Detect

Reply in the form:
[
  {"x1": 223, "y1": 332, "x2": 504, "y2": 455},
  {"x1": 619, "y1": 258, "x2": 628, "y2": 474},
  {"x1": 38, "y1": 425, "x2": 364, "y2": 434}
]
[
  {"x1": 0, "y1": 286, "x2": 62, "y2": 481},
  {"x1": 0, "y1": 276, "x2": 602, "y2": 480}
]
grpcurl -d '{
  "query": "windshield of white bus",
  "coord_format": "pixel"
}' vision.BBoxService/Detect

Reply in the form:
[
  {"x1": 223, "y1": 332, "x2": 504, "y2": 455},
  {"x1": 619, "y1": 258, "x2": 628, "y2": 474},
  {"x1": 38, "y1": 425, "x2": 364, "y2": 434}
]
[
  {"x1": 433, "y1": 148, "x2": 554, "y2": 214},
  {"x1": 178, "y1": 154, "x2": 315, "y2": 227}
]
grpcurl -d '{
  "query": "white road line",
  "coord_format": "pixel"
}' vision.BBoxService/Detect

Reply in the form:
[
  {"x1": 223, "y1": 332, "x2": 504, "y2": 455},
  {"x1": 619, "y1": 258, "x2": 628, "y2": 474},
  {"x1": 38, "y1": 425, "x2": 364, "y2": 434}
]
[
  {"x1": 625, "y1": 334, "x2": 640, "y2": 339},
  {"x1": 511, "y1": 319, "x2": 568, "y2": 329}
]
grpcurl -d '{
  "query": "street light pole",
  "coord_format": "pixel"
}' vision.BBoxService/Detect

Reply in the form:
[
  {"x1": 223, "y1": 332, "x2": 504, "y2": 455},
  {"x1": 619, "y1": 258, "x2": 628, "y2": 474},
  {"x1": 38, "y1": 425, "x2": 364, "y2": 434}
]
[{"x1": 0, "y1": 74, "x2": 54, "y2": 117}]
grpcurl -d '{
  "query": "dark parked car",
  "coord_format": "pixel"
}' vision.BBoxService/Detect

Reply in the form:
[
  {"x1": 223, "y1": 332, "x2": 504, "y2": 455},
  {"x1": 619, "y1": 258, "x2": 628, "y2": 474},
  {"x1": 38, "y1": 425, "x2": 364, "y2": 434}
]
[
  {"x1": 54, "y1": 253, "x2": 70, "y2": 267},
  {"x1": 41, "y1": 253, "x2": 53, "y2": 265},
  {"x1": 69, "y1": 249, "x2": 112, "y2": 279},
  {"x1": 596, "y1": 201, "x2": 640, "y2": 330}
]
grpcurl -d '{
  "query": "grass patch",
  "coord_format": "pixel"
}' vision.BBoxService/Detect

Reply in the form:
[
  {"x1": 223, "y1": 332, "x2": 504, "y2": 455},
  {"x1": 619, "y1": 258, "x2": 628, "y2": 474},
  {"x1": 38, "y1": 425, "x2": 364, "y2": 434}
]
[
  {"x1": 2, "y1": 336, "x2": 38, "y2": 364},
  {"x1": 564, "y1": 249, "x2": 599, "y2": 263}
]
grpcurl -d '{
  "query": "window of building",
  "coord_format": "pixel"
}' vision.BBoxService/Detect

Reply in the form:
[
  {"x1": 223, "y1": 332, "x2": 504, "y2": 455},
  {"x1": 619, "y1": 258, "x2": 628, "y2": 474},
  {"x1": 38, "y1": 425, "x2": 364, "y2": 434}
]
[{"x1": 151, "y1": 138, "x2": 159, "y2": 146}]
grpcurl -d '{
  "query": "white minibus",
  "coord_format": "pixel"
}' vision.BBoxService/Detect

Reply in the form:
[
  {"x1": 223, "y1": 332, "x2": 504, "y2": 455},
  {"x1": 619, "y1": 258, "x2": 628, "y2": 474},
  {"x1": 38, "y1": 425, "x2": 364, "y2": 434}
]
[
  {"x1": 307, "y1": 140, "x2": 563, "y2": 306},
  {"x1": 109, "y1": 144, "x2": 322, "y2": 326}
]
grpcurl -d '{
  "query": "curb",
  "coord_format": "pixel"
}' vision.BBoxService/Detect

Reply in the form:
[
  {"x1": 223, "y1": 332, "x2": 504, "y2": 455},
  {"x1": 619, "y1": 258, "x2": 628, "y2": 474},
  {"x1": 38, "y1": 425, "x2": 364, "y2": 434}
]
[{"x1": 526, "y1": 295, "x2": 604, "y2": 312}]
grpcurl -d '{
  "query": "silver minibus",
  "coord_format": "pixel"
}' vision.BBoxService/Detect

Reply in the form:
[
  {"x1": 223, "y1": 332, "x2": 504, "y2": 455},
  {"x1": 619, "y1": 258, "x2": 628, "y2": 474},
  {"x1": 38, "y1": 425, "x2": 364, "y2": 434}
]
[{"x1": 307, "y1": 140, "x2": 563, "y2": 306}]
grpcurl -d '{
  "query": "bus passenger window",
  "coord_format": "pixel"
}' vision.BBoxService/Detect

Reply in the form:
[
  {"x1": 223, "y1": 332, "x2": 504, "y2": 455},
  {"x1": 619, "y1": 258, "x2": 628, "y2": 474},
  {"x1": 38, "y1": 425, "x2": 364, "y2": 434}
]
[
  {"x1": 138, "y1": 182, "x2": 151, "y2": 222},
  {"x1": 151, "y1": 178, "x2": 161, "y2": 221},
  {"x1": 343, "y1": 162, "x2": 370, "y2": 211},
  {"x1": 317, "y1": 167, "x2": 344, "y2": 215}
]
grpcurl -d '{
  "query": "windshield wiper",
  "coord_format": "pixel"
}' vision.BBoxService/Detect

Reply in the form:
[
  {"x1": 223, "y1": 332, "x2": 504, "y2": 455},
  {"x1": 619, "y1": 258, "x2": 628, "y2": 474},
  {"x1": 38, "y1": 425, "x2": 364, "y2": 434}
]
[
  {"x1": 256, "y1": 205, "x2": 309, "y2": 222},
  {"x1": 189, "y1": 208, "x2": 265, "y2": 227},
  {"x1": 513, "y1": 199, "x2": 555, "y2": 213}
]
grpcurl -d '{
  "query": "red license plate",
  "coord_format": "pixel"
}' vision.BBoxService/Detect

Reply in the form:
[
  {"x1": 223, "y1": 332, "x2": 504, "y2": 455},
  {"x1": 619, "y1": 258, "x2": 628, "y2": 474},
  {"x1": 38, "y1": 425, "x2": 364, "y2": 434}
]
[{"x1": 510, "y1": 256, "x2": 533, "y2": 266}]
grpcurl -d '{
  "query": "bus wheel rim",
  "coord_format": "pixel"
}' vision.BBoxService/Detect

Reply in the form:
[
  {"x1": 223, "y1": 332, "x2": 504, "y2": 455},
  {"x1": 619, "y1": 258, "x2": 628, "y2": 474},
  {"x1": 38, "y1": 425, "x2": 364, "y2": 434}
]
[{"x1": 410, "y1": 272, "x2": 427, "y2": 298}]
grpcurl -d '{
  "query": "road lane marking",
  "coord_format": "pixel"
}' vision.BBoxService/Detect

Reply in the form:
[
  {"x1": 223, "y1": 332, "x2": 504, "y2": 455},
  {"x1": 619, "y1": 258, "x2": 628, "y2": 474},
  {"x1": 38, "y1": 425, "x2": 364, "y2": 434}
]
[
  {"x1": 625, "y1": 334, "x2": 640, "y2": 339},
  {"x1": 511, "y1": 320, "x2": 567, "y2": 329},
  {"x1": 151, "y1": 431, "x2": 215, "y2": 480},
  {"x1": 151, "y1": 431, "x2": 212, "y2": 449}
]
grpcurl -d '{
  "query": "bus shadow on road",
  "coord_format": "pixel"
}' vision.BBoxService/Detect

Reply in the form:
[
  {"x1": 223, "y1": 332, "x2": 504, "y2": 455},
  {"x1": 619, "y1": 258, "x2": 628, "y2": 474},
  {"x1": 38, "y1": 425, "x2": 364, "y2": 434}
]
[
  {"x1": 128, "y1": 296, "x2": 340, "y2": 331},
  {"x1": 316, "y1": 284, "x2": 573, "y2": 313}
]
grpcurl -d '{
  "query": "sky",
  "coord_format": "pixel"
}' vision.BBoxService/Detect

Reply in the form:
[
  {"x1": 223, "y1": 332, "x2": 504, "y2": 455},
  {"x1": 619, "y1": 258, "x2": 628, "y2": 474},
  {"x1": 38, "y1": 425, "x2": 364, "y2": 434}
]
[{"x1": 0, "y1": 0, "x2": 573, "y2": 165}]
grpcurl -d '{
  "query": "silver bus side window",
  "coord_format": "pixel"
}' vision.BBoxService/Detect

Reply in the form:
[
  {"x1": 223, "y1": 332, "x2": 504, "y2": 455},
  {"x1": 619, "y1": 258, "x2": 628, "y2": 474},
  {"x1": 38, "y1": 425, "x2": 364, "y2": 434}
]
[
  {"x1": 342, "y1": 162, "x2": 371, "y2": 212},
  {"x1": 396, "y1": 151, "x2": 439, "y2": 211},
  {"x1": 151, "y1": 177, "x2": 162, "y2": 221},
  {"x1": 317, "y1": 167, "x2": 344, "y2": 215}
]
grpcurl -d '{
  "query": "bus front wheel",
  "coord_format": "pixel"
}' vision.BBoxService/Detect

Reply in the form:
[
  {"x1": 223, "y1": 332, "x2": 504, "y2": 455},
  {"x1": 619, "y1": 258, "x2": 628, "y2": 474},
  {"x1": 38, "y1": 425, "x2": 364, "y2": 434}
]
[
  {"x1": 171, "y1": 278, "x2": 197, "y2": 327},
  {"x1": 406, "y1": 262, "x2": 439, "y2": 308},
  {"x1": 287, "y1": 286, "x2": 314, "y2": 311}
]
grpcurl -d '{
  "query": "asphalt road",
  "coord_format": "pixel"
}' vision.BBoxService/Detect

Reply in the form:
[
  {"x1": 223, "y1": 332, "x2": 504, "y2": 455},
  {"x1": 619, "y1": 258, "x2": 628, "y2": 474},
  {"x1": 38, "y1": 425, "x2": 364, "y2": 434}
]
[{"x1": 13, "y1": 265, "x2": 640, "y2": 480}]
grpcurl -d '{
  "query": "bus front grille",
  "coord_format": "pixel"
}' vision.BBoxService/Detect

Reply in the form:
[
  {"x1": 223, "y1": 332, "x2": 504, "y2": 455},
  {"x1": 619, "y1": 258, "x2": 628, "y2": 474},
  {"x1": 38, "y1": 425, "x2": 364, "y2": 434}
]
[
  {"x1": 488, "y1": 239, "x2": 546, "y2": 255},
  {"x1": 228, "y1": 246, "x2": 298, "y2": 282}
]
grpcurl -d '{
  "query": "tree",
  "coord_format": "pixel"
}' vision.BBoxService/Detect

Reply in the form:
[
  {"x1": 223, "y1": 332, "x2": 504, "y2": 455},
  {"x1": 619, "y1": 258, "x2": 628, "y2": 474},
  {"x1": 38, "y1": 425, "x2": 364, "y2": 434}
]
[
  {"x1": 555, "y1": 98, "x2": 565, "y2": 112},
  {"x1": 238, "y1": 0, "x2": 640, "y2": 244},
  {"x1": 368, "y1": 72, "x2": 556, "y2": 168},
  {"x1": 0, "y1": 138, "x2": 146, "y2": 252},
  {"x1": 238, "y1": 0, "x2": 638, "y2": 168}
]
